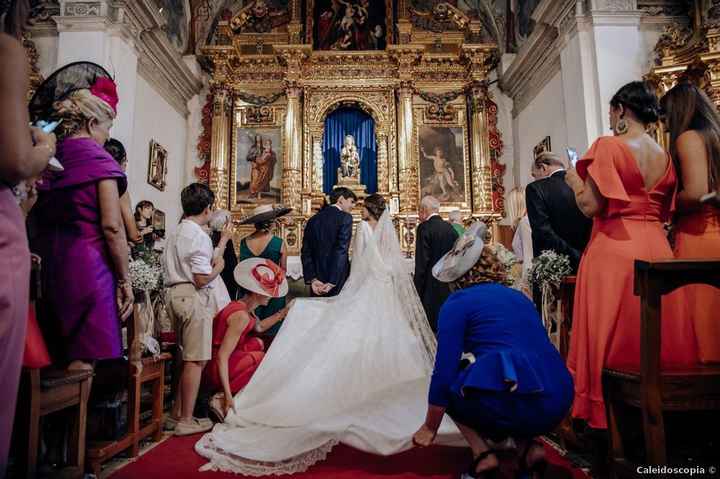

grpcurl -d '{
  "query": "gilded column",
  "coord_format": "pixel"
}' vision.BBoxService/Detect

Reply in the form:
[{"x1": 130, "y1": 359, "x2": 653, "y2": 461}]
[
  {"x1": 376, "y1": 133, "x2": 389, "y2": 195},
  {"x1": 468, "y1": 81, "x2": 493, "y2": 214},
  {"x1": 396, "y1": 83, "x2": 416, "y2": 212},
  {"x1": 209, "y1": 87, "x2": 232, "y2": 209},
  {"x1": 282, "y1": 83, "x2": 303, "y2": 211}
]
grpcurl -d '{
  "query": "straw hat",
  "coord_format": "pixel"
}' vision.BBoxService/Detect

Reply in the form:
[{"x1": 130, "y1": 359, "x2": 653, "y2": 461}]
[
  {"x1": 239, "y1": 204, "x2": 292, "y2": 225},
  {"x1": 234, "y1": 258, "x2": 288, "y2": 298},
  {"x1": 432, "y1": 222, "x2": 489, "y2": 283}
]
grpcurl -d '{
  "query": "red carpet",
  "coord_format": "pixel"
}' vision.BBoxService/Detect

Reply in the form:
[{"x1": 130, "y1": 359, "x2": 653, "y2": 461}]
[{"x1": 109, "y1": 435, "x2": 590, "y2": 478}]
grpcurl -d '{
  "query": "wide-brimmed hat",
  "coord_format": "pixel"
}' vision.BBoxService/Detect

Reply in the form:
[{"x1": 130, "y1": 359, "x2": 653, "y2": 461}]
[
  {"x1": 432, "y1": 222, "x2": 489, "y2": 283},
  {"x1": 234, "y1": 258, "x2": 288, "y2": 298},
  {"x1": 239, "y1": 204, "x2": 292, "y2": 225}
]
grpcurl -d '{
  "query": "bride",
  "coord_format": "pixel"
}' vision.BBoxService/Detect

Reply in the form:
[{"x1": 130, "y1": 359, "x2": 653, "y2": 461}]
[{"x1": 196, "y1": 194, "x2": 463, "y2": 475}]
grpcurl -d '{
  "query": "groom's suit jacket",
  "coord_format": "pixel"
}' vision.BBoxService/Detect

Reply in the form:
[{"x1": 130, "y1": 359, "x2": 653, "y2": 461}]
[{"x1": 301, "y1": 205, "x2": 353, "y2": 297}]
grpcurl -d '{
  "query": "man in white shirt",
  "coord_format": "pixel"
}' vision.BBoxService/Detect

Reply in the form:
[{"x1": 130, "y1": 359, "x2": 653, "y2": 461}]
[{"x1": 163, "y1": 183, "x2": 232, "y2": 435}]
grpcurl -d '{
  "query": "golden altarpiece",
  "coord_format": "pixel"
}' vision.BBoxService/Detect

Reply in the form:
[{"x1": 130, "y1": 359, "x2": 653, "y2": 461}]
[
  {"x1": 646, "y1": 0, "x2": 720, "y2": 146},
  {"x1": 199, "y1": 0, "x2": 506, "y2": 255}
]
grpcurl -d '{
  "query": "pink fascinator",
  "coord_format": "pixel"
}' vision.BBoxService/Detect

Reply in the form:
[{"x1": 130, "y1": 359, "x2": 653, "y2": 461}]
[{"x1": 90, "y1": 77, "x2": 119, "y2": 113}]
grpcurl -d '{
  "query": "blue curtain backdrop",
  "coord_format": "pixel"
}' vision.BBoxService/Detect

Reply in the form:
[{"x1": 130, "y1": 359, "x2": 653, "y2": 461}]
[{"x1": 323, "y1": 107, "x2": 377, "y2": 194}]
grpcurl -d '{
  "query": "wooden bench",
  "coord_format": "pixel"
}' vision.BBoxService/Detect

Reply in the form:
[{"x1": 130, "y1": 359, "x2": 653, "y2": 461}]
[
  {"x1": 86, "y1": 303, "x2": 172, "y2": 476},
  {"x1": 602, "y1": 259, "x2": 720, "y2": 477}
]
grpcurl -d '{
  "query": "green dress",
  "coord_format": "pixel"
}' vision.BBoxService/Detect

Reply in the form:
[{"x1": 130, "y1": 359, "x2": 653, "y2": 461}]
[{"x1": 239, "y1": 235, "x2": 287, "y2": 336}]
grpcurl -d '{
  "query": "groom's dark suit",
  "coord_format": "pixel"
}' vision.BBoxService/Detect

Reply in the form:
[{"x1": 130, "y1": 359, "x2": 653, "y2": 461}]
[{"x1": 301, "y1": 205, "x2": 353, "y2": 297}]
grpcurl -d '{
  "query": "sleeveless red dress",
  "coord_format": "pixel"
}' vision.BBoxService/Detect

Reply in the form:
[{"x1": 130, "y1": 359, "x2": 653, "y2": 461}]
[
  {"x1": 567, "y1": 136, "x2": 699, "y2": 429},
  {"x1": 204, "y1": 301, "x2": 265, "y2": 394}
]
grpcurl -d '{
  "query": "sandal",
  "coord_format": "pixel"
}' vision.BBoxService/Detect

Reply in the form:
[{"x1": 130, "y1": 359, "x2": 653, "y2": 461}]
[
  {"x1": 461, "y1": 449, "x2": 500, "y2": 479},
  {"x1": 516, "y1": 440, "x2": 548, "y2": 479}
]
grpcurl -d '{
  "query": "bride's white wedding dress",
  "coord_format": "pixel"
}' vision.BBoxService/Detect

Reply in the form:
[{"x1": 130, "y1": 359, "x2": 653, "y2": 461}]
[{"x1": 195, "y1": 210, "x2": 463, "y2": 475}]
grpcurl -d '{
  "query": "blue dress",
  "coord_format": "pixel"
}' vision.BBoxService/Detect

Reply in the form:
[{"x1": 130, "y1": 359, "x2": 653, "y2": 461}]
[{"x1": 429, "y1": 283, "x2": 573, "y2": 440}]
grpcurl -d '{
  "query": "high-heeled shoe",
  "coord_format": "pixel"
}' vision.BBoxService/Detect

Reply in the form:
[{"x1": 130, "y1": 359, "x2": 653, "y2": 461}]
[
  {"x1": 460, "y1": 449, "x2": 500, "y2": 479},
  {"x1": 516, "y1": 440, "x2": 548, "y2": 479}
]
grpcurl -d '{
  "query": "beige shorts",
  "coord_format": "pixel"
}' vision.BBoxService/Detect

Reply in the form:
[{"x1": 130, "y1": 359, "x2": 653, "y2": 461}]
[{"x1": 166, "y1": 283, "x2": 214, "y2": 362}]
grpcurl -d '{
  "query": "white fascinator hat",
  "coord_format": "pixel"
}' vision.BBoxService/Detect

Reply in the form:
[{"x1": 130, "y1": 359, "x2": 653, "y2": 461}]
[
  {"x1": 234, "y1": 258, "x2": 288, "y2": 298},
  {"x1": 432, "y1": 221, "x2": 489, "y2": 283}
]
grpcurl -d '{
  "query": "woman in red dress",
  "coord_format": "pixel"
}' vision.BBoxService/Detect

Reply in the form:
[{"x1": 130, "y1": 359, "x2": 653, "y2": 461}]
[
  {"x1": 660, "y1": 83, "x2": 720, "y2": 364},
  {"x1": 565, "y1": 81, "x2": 699, "y2": 430},
  {"x1": 204, "y1": 258, "x2": 292, "y2": 419}
]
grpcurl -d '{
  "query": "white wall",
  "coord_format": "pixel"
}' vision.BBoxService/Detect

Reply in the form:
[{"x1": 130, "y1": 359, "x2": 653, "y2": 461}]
[
  {"x1": 513, "y1": 71, "x2": 568, "y2": 189},
  {"x1": 129, "y1": 76, "x2": 188, "y2": 232}
]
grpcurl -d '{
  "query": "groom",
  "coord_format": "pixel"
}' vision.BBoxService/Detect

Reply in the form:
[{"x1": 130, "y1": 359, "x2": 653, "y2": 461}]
[{"x1": 301, "y1": 187, "x2": 357, "y2": 296}]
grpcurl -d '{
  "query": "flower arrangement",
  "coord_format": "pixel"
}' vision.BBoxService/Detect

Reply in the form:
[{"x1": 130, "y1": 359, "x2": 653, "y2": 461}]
[
  {"x1": 129, "y1": 257, "x2": 162, "y2": 293},
  {"x1": 529, "y1": 250, "x2": 572, "y2": 291},
  {"x1": 528, "y1": 250, "x2": 572, "y2": 338}
]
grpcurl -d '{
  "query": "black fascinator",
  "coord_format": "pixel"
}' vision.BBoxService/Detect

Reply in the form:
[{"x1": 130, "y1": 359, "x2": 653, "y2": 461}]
[{"x1": 29, "y1": 61, "x2": 116, "y2": 123}]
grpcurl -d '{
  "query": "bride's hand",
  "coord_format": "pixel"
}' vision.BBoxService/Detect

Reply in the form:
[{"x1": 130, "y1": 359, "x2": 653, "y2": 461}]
[{"x1": 412, "y1": 424, "x2": 436, "y2": 447}]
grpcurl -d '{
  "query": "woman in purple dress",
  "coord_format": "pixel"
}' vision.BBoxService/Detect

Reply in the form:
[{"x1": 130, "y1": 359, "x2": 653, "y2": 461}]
[
  {"x1": 0, "y1": 1, "x2": 56, "y2": 472},
  {"x1": 30, "y1": 63, "x2": 133, "y2": 373}
]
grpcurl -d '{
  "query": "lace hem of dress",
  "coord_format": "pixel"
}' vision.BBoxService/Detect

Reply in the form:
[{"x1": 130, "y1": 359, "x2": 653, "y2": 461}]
[{"x1": 196, "y1": 434, "x2": 339, "y2": 476}]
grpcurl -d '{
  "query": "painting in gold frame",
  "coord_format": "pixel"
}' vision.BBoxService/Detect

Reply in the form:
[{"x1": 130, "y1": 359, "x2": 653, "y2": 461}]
[
  {"x1": 533, "y1": 136, "x2": 551, "y2": 160},
  {"x1": 147, "y1": 140, "x2": 168, "y2": 191},
  {"x1": 414, "y1": 106, "x2": 471, "y2": 211},
  {"x1": 230, "y1": 103, "x2": 287, "y2": 211}
]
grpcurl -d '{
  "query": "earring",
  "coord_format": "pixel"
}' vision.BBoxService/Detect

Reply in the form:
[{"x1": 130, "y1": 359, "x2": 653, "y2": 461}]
[{"x1": 615, "y1": 118, "x2": 629, "y2": 136}]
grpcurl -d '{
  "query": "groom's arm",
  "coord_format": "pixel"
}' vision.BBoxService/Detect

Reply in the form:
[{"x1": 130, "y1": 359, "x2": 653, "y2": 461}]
[
  {"x1": 325, "y1": 213, "x2": 353, "y2": 286},
  {"x1": 301, "y1": 221, "x2": 317, "y2": 284}
]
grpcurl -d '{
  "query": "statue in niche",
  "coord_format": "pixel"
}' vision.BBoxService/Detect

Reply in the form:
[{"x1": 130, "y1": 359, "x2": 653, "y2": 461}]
[{"x1": 339, "y1": 134, "x2": 360, "y2": 180}]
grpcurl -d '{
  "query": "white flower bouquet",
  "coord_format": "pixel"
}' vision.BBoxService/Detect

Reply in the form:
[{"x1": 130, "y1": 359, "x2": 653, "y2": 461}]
[
  {"x1": 529, "y1": 250, "x2": 572, "y2": 291},
  {"x1": 528, "y1": 250, "x2": 572, "y2": 338},
  {"x1": 129, "y1": 258, "x2": 162, "y2": 293}
]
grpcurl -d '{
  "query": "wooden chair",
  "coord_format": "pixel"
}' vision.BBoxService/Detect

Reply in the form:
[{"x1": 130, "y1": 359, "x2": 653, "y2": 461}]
[
  {"x1": 14, "y1": 367, "x2": 93, "y2": 479},
  {"x1": 86, "y1": 303, "x2": 172, "y2": 476},
  {"x1": 602, "y1": 259, "x2": 720, "y2": 477}
]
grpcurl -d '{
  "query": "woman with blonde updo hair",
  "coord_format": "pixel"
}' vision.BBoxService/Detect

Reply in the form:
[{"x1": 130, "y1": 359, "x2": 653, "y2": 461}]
[
  {"x1": 30, "y1": 62, "x2": 133, "y2": 374},
  {"x1": 412, "y1": 222, "x2": 573, "y2": 478}
]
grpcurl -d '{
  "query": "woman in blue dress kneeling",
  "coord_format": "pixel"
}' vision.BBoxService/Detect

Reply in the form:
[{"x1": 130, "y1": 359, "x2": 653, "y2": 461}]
[{"x1": 412, "y1": 222, "x2": 573, "y2": 479}]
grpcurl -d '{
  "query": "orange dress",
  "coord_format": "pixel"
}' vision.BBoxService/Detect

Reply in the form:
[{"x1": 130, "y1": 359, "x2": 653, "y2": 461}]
[
  {"x1": 567, "y1": 136, "x2": 699, "y2": 429},
  {"x1": 204, "y1": 301, "x2": 265, "y2": 394},
  {"x1": 674, "y1": 204, "x2": 720, "y2": 363}
]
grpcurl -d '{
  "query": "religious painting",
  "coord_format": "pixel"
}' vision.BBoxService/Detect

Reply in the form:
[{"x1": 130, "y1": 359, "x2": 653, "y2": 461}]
[
  {"x1": 147, "y1": 140, "x2": 168, "y2": 191},
  {"x1": 417, "y1": 126, "x2": 468, "y2": 207},
  {"x1": 533, "y1": 136, "x2": 551, "y2": 160},
  {"x1": 153, "y1": 209, "x2": 166, "y2": 237},
  {"x1": 231, "y1": 0, "x2": 291, "y2": 33},
  {"x1": 233, "y1": 128, "x2": 283, "y2": 205},
  {"x1": 156, "y1": 0, "x2": 191, "y2": 53},
  {"x1": 312, "y1": 0, "x2": 388, "y2": 50}
]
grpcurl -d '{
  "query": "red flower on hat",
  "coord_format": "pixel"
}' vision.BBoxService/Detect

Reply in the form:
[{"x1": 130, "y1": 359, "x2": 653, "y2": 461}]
[
  {"x1": 251, "y1": 260, "x2": 286, "y2": 297},
  {"x1": 90, "y1": 77, "x2": 119, "y2": 113}
]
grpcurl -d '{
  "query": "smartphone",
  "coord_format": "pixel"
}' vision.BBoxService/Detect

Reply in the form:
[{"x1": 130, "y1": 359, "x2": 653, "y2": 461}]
[
  {"x1": 700, "y1": 191, "x2": 718, "y2": 204},
  {"x1": 32, "y1": 120, "x2": 64, "y2": 172},
  {"x1": 566, "y1": 148, "x2": 579, "y2": 168}
]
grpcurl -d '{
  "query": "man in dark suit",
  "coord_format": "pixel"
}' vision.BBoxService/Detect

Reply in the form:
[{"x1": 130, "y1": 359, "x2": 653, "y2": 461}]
[
  {"x1": 301, "y1": 187, "x2": 357, "y2": 297},
  {"x1": 526, "y1": 151, "x2": 592, "y2": 273},
  {"x1": 414, "y1": 195, "x2": 459, "y2": 332}
]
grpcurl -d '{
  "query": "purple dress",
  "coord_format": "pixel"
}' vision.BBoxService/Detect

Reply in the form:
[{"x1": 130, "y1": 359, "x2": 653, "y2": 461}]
[
  {"x1": 32, "y1": 137, "x2": 127, "y2": 362},
  {"x1": 0, "y1": 185, "x2": 30, "y2": 474}
]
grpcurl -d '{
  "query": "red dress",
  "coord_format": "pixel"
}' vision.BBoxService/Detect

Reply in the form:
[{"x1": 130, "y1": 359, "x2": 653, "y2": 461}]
[
  {"x1": 567, "y1": 136, "x2": 699, "y2": 429},
  {"x1": 204, "y1": 301, "x2": 265, "y2": 394}
]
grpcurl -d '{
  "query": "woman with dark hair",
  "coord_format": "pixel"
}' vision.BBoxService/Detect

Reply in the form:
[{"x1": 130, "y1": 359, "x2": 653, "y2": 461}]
[
  {"x1": 105, "y1": 138, "x2": 141, "y2": 244},
  {"x1": 361, "y1": 192, "x2": 386, "y2": 222},
  {"x1": 413, "y1": 222, "x2": 573, "y2": 479},
  {"x1": 134, "y1": 199, "x2": 156, "y2": 247},
  {"x1": 564, "y1": 81, "x2": 698, "y2": 430},
  {"x1": 660, "y1": 82, "x2": 720, "y2": 363},
  {"x1": 0, "y1": 0, "x2": 56, "y2": 471},
  {"x1": 238, "y1": 204, "x2": 291, "y2": 340}
]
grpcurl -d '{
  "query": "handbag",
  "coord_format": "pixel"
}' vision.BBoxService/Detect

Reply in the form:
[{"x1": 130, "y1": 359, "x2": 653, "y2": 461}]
[{"x1": 23, "y1": 303, "x2": 51, "y2": 369}]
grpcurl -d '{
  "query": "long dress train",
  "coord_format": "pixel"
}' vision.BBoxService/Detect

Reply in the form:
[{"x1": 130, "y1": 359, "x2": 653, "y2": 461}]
[{"x1": 196, "y1": 211, "x2": 463, "y2": 475}]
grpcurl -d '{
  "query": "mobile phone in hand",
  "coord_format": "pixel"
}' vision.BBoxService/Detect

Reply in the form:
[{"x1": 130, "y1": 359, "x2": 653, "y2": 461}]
[{"x1": 566, "y1": 148, "x2": 579, "y2": 168}]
